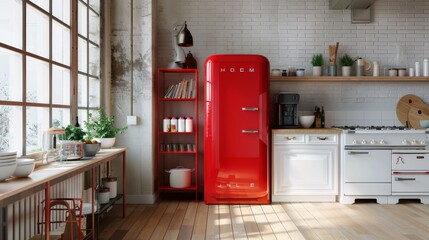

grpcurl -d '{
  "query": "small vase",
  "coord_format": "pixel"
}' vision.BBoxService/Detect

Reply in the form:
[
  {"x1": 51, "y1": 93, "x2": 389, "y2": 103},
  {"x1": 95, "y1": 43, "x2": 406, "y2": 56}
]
[
  {"x1": 94, "y1": 137, "x2": 116, "y2": 148},
  {"x1": 313, "y1": 66, "x2": 322, "y2": 76},
  {"x1": 328, "y1": 64, "x2": 337, "y2": 76},
  {"x1": 342, "y1": 66, "x2": 352, "y2": 76}
]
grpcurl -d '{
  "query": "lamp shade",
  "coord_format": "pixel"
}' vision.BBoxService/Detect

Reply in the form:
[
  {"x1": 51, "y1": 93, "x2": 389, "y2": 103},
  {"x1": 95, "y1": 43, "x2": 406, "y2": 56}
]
[{"x1": 177, "y1": 22, "x2": 193, "y2": 47}]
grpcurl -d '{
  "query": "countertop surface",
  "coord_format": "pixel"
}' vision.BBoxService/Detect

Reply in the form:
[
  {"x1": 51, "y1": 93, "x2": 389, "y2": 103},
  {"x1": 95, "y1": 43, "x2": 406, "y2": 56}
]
[{"x1": 272, "y1": 128, "x2": 343, "y2": 134}]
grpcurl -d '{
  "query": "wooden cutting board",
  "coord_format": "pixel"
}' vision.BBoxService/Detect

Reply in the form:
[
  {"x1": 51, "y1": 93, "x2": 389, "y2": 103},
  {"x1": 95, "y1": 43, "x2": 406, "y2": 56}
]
[
  {"x1": 396, "y1": 94, "x2": 424, "y2": 126},
  {"x1": 408, "y1": 106, "x2": 429, "y2": 129}
]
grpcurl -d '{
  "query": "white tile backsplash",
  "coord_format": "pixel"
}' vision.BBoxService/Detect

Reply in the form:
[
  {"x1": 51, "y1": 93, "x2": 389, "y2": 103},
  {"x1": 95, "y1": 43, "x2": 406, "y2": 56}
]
[{"x1": 157, "y1": 0, "x2": 429, "y2": 126}]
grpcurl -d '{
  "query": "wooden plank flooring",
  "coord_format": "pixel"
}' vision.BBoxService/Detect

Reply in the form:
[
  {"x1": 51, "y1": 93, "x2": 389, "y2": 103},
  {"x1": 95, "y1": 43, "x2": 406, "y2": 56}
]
[{"x1": 99, "y1": 200, "x2": 429, "y2": 240}]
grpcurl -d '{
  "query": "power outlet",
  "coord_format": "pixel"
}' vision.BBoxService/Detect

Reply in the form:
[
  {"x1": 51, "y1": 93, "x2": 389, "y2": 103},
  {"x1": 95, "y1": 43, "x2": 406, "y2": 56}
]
[{"x1": 127, "y1": 116, "x2": 138, "y2": 125}]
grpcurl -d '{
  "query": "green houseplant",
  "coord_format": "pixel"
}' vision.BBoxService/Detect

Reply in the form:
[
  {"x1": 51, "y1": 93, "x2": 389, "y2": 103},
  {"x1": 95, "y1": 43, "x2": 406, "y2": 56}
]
[
  {"x1": 339, "y1": 54, "x2": 354, "y2": 76},
  {"x1": 61, "y1": 125, "x2": 85, "y2": 141},
  {"x1": 84, "y1": 108, "x2": 127, "y2": 148},
  {"x1": 311, "y1": 54, "x2": 324, "y2": 76}
]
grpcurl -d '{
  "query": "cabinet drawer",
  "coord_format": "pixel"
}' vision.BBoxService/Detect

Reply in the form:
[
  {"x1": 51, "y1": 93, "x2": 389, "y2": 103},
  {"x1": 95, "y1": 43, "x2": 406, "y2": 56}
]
[
  {"x1": 307, "y1": 134, "x2": 338, "y2": 144},
  {"x1": 273, "y1": 134, "x2": 305, "y2": 144}
]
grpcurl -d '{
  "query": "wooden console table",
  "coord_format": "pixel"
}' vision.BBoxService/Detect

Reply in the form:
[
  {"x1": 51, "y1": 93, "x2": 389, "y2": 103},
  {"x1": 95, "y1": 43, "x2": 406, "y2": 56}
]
[{"x1": 0, "y1": 148, "x2": 127, "y2": 240}]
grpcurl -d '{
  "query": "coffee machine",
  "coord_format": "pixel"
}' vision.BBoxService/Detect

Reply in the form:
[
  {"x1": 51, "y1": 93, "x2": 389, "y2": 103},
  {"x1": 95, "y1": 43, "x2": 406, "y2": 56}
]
[{"x1": 276, "y1": 92, "x2": 299, "y2": 128}]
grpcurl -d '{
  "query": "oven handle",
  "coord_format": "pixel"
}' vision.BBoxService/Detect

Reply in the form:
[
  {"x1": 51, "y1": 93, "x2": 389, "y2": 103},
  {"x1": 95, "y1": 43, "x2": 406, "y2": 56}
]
[
  {"x1": 395, "y1": 177, "x2": 416, "y2": 181},
  {"x1": 347, "y1": 151, "x2": 369, "y2": 155}
]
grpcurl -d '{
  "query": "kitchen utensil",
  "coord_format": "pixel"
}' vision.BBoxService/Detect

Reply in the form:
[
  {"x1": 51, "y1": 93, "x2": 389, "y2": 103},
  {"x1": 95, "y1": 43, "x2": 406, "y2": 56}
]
[
  {"x1": 165, "y1": 166, "x2": 193, "y2": 188},
  {"x1": 408, "y1": 106, "x2": 429, "y2": 129},
  {"x1": 396, "y1": 94, "x2": 424, "y2": 126},
  {"x1": 329, "y1": 42, "x2": 339, "y2": 65}
]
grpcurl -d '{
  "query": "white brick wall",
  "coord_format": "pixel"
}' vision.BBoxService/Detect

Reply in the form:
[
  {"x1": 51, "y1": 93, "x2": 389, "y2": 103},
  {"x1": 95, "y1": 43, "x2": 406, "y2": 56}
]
[{"x1": 157, "y1": 0, "x2": 429, "y2": 126}]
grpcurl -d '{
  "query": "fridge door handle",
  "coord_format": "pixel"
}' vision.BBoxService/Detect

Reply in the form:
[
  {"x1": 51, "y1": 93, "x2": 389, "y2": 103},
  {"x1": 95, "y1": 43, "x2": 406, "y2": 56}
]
[
  {"x1": 242, "y1": 130, "x2": 259, "y2": 134},
  {"x1": 242, "y1": 107, "x2": 259, "y2": 111}
]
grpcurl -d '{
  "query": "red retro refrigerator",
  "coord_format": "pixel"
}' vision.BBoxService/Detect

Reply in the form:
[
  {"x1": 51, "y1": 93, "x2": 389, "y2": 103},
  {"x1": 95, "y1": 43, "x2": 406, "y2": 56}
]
[{"x1": 204, "y1": 54, "x2": 270, "y2": 204}]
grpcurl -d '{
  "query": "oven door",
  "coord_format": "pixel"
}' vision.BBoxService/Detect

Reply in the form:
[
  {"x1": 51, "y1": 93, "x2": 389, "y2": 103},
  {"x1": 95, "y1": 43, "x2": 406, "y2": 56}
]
[
  {"x1": 392, "y1": 172, "x2": 429, "y2": 193},
  {"x1": 344, "y1": 150, "x2": 391, "y2": 182}
]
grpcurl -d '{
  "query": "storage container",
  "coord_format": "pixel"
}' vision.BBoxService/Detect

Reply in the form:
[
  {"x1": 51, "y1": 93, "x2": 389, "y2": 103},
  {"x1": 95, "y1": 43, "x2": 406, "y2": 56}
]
[{"x1": 102, "y1": 176, "x2": 117, "y2": 198}]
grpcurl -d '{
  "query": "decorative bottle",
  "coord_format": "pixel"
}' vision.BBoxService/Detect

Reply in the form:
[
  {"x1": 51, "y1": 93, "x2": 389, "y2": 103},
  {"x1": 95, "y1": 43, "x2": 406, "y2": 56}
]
[
  {"x1": 321, "y1": 106, "x2": 325, "y2": 128},
  {"x1": 163, "y1": 117, "x2": 170, "y2": 132}
]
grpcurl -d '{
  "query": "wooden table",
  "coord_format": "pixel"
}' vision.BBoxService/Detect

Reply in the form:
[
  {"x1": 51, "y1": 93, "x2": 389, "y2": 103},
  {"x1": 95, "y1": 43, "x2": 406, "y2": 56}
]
[{"x1": 0, "y1": 148, "x2": 127, "y2": 240}]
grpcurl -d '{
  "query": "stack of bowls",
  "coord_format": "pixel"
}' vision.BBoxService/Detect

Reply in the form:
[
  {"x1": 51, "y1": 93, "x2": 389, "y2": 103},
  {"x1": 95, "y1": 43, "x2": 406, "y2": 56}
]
[
  {"x1": 0, "y1": 151, "x2": 17, "y2": 181},
  {"x1": 13, "y1": 158, "x2": 35, "y2": 178}
]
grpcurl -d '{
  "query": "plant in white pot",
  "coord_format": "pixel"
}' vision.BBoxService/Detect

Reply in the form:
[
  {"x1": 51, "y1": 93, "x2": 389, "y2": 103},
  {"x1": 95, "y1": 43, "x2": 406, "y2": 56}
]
[
  {"x1": 311, "y1": 54, "x2": 324, "y2": 76},
  {"x1": 339, "y1": 54, "x2": 354, "y2": 76},
  {"x1": 84, "y1": 108, "x2": 127, "y2": 148}
]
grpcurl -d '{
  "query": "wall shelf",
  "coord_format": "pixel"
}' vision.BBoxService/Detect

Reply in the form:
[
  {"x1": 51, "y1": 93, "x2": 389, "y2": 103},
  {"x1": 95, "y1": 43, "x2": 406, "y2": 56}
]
[{"x1": 271, "y1": 76, "x2": 429, "y2": 82}]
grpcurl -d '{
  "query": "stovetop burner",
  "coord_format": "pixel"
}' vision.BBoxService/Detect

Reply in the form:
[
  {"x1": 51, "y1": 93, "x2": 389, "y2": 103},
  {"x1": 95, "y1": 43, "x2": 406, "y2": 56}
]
[{"x1": 332, "y1": 125, "x2": 411, "y2": 131}]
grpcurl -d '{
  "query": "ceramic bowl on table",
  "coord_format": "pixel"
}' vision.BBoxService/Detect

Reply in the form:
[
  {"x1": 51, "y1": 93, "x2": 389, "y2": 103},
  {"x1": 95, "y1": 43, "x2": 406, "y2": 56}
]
[
  {"x1": 0, "y1": 151, "x2": 17, "y2": 181},
  {"x1": 13, "y1": 158, "x2": 35, "y2": 178},
  {"x1": 299, "y1": 115, "x2": 315, "y2": 128},
  {"x1": 83, "y1": 142, "x2": 101, "y2": 157}
]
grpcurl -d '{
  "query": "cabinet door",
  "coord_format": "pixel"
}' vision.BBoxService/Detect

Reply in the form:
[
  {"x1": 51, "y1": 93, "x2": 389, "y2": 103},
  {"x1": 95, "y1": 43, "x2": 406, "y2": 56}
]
[
  {"x1": 273, "y1": 145, "x2": 338, "y2": 196},
  {"x1": 344, "y1": 150, "x2": 391, "y2": 183}
]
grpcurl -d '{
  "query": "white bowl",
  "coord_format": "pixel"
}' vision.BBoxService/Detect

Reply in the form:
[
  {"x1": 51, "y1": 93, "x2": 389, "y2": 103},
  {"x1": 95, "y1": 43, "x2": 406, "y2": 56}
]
[
  {"x1": 420, "y1": 119, "x2": 429, "y2": 129},
  {"x1": 13, "y1": 159, "x2": 35, "y2": 178},
  {"x1": 0, "y1": 163, "x2": 16, "y2": 181},
  {"x1": 299, "y1": 115, "x2": 315, "y2": 128}
]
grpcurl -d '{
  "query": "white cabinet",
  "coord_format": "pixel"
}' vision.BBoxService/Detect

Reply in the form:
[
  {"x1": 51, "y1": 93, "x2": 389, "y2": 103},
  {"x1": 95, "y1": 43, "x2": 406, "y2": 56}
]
[{"x1": 272, "y1": 132, "x2": 339, "y2": 202}]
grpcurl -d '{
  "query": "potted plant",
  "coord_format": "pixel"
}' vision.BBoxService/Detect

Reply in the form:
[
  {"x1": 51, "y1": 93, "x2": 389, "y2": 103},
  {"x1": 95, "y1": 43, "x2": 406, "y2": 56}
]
[
  {"x1": 339, "y1": 54, "x2": 354, "y2": 76},
  {"x1": 84, "y1": 108, "x2": 127, "y2": 148},
  {"x1": 61, "y1": 125, "x2": 86, "y2": 141},
  {"x1": 311, "y1": 54, "x2": 324, "y2": 76}
]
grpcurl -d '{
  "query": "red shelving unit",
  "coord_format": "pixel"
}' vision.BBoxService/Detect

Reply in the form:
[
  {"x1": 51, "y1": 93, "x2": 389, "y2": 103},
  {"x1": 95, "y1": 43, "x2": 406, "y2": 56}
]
[{"x1": 157, "y1": 68, "x2": 198, "y2": 200}]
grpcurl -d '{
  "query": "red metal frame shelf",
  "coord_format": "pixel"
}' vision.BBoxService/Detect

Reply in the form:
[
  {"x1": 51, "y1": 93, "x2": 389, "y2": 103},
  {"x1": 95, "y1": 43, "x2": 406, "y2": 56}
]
[
  {"x1": 159, "y1": 98, "x2": 197, "y2": 101},
  {"x1": 157, "y1": 68, "x2": 199, "y2": 201},
  {"x1": 159, "y1": 151, "x2": 197, "y2": 154}
]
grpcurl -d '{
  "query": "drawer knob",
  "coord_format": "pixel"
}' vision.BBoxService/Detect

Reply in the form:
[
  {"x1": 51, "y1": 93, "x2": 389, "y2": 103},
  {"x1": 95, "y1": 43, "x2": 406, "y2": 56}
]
[
  {"x1": 317, "y1": 136, "x2": 328, "y2": 140},
  {"x1": 285, "y1": 136, "x2": 296, "y2": 140}
]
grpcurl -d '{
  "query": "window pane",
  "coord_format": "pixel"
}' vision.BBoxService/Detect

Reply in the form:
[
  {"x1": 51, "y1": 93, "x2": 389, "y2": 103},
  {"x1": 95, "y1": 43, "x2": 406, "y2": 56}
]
[
  {"x1": 53, "y1": 0, "x2": 70, "y2": 25},
  {"x1": 52, "y1": 20, "x2": 71, "y2": 66},
  {"x1": 0, "y1": 105, "x2": 23, "y2": 156},
  {"x1": 78, "y1": 37, "x2": 88, "y2": 73},
  {"x1": 89, "y1": 43, "x2": 99, "y2": 76},
  {"x1": 89, "y1": 0, "x2": 100, "y2": 13},
  {"x1": 89, "y1": 9, "x2": 99, "y2": 44},
  {"x1": 27, "y1": 5, "x2": 49, "y2": 58},
  {"x1": 52, "y1": 107, "x2": 71, "y2": 128},
  {"x1": 0, "y1": 48, "x2": 22, "y2": 101},
  {"x1": 89, "y1": 77, "x2": 100, "y2": 108},
  {"x1": 78, "y1": 108, "x2": 88, "y2": 127},
  {"x1": 78, "y1": 74, "x2": 87, "y2": 107},
  {"x1": 26, "y1": 56, "x2": 49, "y2": 104},
  {"x1": 0, "y1": 0, "x2": 22, "y2": 49},
  {"x1": 78, "y1": 2, "x2": 87, "y2": 38},
  {"x1": 29, "y1": 0, "x2": 49, "y2": 12},
  {"x1": 26, "y1": 106, "x2": 49, "y2": 154},
  {"x1": 52, "y1": 65, "x2": 70, "y2": 105}
]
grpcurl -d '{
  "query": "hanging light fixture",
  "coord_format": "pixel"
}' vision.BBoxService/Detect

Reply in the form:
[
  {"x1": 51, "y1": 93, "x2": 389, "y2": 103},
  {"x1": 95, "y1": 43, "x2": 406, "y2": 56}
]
[
  {"x1": 177, "y1": 21, "x2": 193, "y2": 47},
  {"x1": 169, "y1": 21, "x2": 193, "y2": 68}
]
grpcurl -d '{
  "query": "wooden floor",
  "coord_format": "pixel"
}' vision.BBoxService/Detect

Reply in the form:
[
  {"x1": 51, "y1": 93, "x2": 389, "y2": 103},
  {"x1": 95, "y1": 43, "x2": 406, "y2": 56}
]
[{"x1": 99, "y1": 200, "x2": 429, "y2": 240}]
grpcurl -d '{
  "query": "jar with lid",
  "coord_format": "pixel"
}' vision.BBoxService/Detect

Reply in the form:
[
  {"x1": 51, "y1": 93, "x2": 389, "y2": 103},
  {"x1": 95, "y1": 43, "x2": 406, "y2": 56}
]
[
  {"x1": 185, "y1": 117, "x2": 193, "y2": 132},
  {"x1": 372, "y1": 61, "x2": 379, "y2": 77},
  {"x1": 163, "y1": 117, "x2": 170, "y2": 132},
  {"x1": 170, "y1": 117, "x2": 178, "y2": 132},
  {"x1": 178, "y1": 117, "x2": 185, "y2": 132},
  {"x1": 397, "y1": 68, "x2": 407, "y2": 77},
  {"x1": 423, "y1": 59, "x2": 429, "y2": 77},
  {"x1": 102, "y1": 176, "x2": 117, "y2": 198},
  {"x1": 296, "y1": 69, "x2": 305, "y2": 77},
  {"x1": 388, "y1": 68, "x2": 398, "y2": 77}
]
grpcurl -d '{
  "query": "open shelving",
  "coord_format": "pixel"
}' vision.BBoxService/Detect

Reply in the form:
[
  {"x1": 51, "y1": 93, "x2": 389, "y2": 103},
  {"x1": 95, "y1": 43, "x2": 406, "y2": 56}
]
[
  {"x1": 270, "y1": 76, "x2": 429, "y2": 82},
  {"x1": 157, "y1": 68, "x2": 199, "y2": 200}
]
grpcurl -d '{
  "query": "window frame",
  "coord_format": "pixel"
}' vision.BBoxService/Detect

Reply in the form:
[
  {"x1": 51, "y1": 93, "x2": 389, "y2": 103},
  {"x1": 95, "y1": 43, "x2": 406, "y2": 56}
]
[{"x1": 0, "y1": 0, "x2": 102, "y2": 155}]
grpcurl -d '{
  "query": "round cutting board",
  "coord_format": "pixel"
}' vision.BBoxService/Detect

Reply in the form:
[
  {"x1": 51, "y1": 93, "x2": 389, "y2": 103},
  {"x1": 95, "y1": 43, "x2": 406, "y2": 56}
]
[
  {"x1": 408, "y1": 106, "x2": 429, "y2": 129},
  {"x1": 396, "y1": 94, "x2": 424, "y2": 126}
]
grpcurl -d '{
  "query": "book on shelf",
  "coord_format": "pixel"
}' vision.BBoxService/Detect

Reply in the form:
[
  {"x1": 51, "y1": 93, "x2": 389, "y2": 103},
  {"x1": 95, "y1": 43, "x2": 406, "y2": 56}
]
[{"x1": 163, "y1": 78, "x2": 195, "y2": 99}]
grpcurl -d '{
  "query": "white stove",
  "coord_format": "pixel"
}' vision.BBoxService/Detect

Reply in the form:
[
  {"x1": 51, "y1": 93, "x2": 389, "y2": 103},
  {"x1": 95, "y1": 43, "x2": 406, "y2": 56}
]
[{"x1": 338, "y1": 125, "x2": 429, "y2": 204}]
